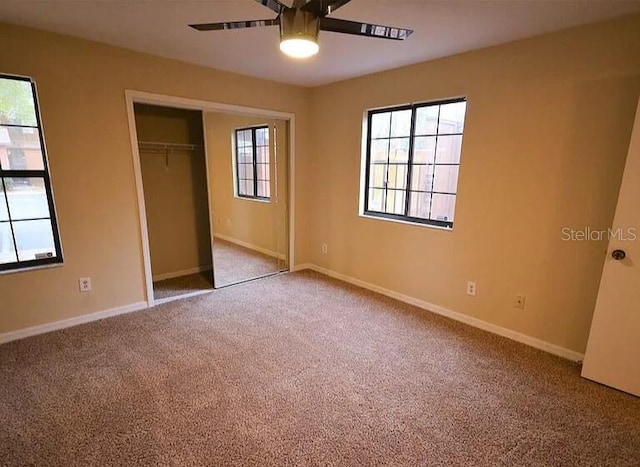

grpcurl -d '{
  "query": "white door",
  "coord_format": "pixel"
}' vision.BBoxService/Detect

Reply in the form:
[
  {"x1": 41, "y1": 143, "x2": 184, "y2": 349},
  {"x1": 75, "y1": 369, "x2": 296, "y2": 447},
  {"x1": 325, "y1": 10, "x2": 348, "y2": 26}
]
[{"x1": 581, "y1": 100, "x2": 640, "y2": 396}]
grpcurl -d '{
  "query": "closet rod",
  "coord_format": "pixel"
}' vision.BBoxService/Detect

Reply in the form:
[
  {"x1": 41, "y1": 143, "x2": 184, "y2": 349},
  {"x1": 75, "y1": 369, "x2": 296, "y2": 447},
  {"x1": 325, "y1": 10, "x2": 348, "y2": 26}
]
[{"x1": 137, "y1": 141, "x2": 203, "y2": 152}]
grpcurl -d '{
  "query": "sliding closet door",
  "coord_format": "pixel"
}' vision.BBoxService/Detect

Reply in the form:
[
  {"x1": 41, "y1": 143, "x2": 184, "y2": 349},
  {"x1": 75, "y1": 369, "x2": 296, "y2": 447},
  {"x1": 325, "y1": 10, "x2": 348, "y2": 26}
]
[
  {"x1": 272, "y1": 119, "x2": 289, "y2": 272},
  {"x1": 204, "y1": 112, "x2": 289, "y2": 288}
]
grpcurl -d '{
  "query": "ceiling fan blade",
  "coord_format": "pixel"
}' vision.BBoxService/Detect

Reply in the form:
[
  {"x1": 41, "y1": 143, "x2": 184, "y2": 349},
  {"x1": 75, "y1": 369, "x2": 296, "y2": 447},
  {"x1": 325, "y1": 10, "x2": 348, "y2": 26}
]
[
  {"x1": 320, "y1": 17, "x2": 413, "y2": 40},
  {"x1": 253, "y1": 0, "x2": 289, "y2": 14},
  {"x1": 189, "y1": 19, "x2": 279, "y2": 31},
  {"x1": 301, "y1": 0, "x2": 353, "y2": 16}
]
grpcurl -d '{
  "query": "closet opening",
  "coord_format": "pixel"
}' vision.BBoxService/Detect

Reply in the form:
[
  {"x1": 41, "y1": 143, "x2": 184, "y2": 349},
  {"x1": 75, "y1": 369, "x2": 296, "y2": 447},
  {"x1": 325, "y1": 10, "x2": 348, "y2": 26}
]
[
  {"x1": 134, "y1": 103, "x2": 214, "y2": 303},
  {"x1": 126, "y1": 91, "x2": 295, "y2": 307}
]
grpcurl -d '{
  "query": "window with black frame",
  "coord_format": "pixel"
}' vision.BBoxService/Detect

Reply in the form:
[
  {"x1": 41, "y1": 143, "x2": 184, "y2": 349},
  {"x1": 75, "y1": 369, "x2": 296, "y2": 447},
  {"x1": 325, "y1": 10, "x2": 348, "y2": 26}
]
[
  {"x1": 0, "y1": 74, "x2": 63, "y2": 272},
  {"x1": 364, "y1": 98, "x2": 467, "y2": 229},
  {"x1": 235, "y1": 126, "x2": 270, "y2": 200}
]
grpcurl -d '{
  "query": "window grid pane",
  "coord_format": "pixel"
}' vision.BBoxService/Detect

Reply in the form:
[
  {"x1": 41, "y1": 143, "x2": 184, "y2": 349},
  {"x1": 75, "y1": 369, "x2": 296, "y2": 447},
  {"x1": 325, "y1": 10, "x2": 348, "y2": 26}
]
[
  {"x1": 365, "y1": 99, "x2": 466, "y2": 227},
  {"x1": 4, "y1": 177, "x2": 50, "y2": 220},
  {"x1": 0, "y1": 77, "x2": 38, "y2": 127},
  {"x1": 0, "y1": 189, "x2": 8, "y2": 221},
  {"x1": 0, "y1": 221, "x2": 17, "y2": 264},
  {"x1": 14, "y1": 219, "x2": 56, "y2": 261},
  {"x1": 0, "y1": 126, "x2": 45, "y2": 170}
]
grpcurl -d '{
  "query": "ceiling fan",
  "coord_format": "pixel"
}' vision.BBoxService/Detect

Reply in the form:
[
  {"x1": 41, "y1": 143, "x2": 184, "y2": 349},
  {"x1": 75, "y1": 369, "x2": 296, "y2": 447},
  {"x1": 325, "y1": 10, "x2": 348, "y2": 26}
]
[{"x1": 189, "y1": 0, "x2": 413, "y2": 59}]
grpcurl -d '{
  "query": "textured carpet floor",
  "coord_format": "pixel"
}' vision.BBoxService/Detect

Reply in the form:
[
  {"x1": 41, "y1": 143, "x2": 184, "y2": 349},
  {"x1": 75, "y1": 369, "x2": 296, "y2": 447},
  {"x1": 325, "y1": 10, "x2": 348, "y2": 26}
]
[
  {"x1": 1, "y1": 271, "x2": 638, "y2": 466},
  {"x1": 153, "y1": 271, "x2": 214, "y2": 300},
  {"x1": 212, "y1": 239, "x2": 282, "y2": 288}
]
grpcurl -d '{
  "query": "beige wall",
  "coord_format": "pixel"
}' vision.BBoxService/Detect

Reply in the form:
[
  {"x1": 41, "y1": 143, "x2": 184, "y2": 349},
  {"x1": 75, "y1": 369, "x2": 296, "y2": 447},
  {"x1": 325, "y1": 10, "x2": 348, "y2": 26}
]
[
  {"x1": 0, "y1": 22, "x2": 311, "y2": 334},
  {"x1": 204, "y1": 113, "x2": 288, "y2": 259},
  {"x1": 135, "y1": 104, "x2": 211, "y2": 279},
  {"x1": 307, "y1": 14, "x2": 640, "y2": 354},
  {"x1": 2, "y1": 15, "x2": 640, "y2": 356}
]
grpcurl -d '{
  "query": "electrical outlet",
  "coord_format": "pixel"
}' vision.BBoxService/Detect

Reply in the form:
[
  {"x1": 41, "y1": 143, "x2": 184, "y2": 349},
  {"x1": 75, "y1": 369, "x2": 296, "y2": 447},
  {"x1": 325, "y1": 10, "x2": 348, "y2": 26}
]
[
  {"x1": 515, "y1": 295, "x2": 526, "y2": 310},
  {"x1": 321, "y1": 243, "x2": 328, "y2": 254},
  {"x1": 78, "y1": 277, "x2": 92, "y2": 293},
  {"x1": 467, "y1": 281, "x2": 477, "y2": 296}
]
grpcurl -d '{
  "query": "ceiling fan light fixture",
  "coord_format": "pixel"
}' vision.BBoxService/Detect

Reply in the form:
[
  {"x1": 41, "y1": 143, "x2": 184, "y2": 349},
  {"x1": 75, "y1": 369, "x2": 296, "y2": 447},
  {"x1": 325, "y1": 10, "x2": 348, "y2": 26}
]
[
  {"x1": 190, "y1": 1, "x2": 414, "y2": 62},
  {"x1": 278, "y1": 8, "x2": 320, "y2": 59},
  {"x1": 279, "y1": 37, "x2": 319, "y2": 58}
]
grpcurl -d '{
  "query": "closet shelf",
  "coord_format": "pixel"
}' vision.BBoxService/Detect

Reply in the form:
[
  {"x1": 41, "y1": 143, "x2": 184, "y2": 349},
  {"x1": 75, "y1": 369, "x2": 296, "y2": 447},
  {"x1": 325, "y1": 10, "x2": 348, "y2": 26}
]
[{"x1": 138, "y1": 141, "x2": 203, "y2": 153}]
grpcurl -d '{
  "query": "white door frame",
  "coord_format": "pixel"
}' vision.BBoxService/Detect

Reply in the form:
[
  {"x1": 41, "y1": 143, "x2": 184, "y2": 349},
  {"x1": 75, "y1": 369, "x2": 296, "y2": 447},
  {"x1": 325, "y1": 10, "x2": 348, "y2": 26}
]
[{"x1": 124, "y1": 90, "x2": 296, "y2": 307}]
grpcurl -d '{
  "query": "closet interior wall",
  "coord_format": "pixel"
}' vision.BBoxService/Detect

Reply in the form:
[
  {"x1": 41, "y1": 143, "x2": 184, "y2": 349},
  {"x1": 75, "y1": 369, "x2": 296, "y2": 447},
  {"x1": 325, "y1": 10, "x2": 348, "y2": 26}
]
[{"x1": 134, "y1": 104, "x2": 213, "y2": 286}]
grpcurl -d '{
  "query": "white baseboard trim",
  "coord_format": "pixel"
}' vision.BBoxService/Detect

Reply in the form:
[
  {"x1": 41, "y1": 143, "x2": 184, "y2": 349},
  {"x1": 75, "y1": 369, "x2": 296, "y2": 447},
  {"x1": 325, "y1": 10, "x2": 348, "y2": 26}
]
[
  {"x1": 2, "y1": 265, "x2": 584, "y2": 362},
  {"x1": 290, "y1": 263, "x2": 313, "y2": 272},
  {"x1": 0, "y1": 301, "x2": 148, "y2": 345},
  {"x1": 154, "y1": 289, "x2": 213, "y2": 306},
  {"x1": 299, "y1": 264, "x2": 584, "y2": 362},
  {"x1": 153, "y1": 266, "x2": 212, "y2": 282},
  {"x1": 214, "y1": 233, "x2": 286, "y2": 260}
]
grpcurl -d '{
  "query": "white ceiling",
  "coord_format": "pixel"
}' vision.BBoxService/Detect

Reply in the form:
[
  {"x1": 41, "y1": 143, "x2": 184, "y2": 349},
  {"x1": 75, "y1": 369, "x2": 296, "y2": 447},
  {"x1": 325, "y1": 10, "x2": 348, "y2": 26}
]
[{"x1": 2, "y1": 0, "x2": 640, "y2": 87}]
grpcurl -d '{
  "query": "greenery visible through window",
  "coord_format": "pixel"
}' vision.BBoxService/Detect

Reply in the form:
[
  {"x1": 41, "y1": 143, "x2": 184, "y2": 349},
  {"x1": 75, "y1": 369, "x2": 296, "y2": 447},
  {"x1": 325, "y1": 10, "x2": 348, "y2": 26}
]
[
  {"x1": 0, "y1": 74, "x2": 63, "y2": 272},
  {"x1": 235, "y1": 126, "x2": 270, "y2": 200},
  {"x1": 363, "y1": 98, "x2": 467, "y2": 229}
]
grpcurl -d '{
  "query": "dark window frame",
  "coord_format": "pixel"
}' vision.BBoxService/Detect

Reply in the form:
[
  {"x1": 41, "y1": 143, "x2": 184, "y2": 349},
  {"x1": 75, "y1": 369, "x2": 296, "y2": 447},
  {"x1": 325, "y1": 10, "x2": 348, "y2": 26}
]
[
  {"x1": 363, "y1": 97, "x2": 466, "y2": 229},
  {"x1": 234, "y1": 125, "x2": 270, "y2": 201},
  {"x1": 0, "y1": 73, "x2": 63, "y2": 273}
]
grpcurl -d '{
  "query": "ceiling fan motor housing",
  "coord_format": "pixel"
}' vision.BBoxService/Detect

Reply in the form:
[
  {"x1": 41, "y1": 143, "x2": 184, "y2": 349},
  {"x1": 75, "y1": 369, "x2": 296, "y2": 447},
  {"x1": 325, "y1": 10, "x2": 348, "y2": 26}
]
[{"x1": 280, "y1": 8, "x2": 320, "y2": 43}]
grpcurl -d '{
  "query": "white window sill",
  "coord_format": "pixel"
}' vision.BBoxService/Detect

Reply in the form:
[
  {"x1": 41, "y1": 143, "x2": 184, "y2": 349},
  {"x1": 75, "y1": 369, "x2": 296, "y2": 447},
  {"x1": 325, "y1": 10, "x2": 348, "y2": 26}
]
[
  {"x1": 359, "y1": 213, "x2": 454, "y2": 231},
  {"x1": 0, "y1": 261, "x2": 64, "y2": 276},
  {"x1": 234, "y1": 195, "x2": 271, "y2": 204}
]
